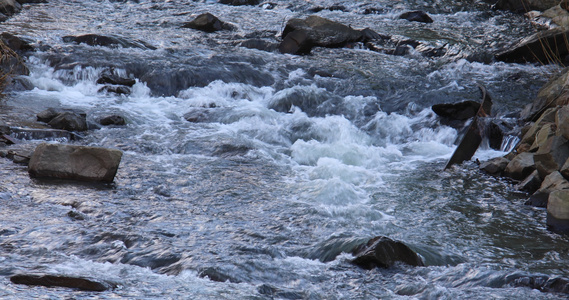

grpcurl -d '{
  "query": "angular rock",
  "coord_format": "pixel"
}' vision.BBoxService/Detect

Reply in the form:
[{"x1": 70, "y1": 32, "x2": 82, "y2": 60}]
[
  {"x1": 510, "y1": 274, "x2": 569, "y2": 294},
  {"x1": 520, "y1": 108, "x2": 558, "y2": 146},
  {"x1": 496, "y1": 28, "x2": 569, "y2": 64},
  {"x1": 62, "y1": 34, "x2": 156, "y2": 50},
  {"x1": 480, "y1": 156, "x2": 510, "y2": 176},
  {"x1": 556, "y1": 105, "x2": 569, "y2": 141},
  {"x1": 399, "y1": 11, "x2": 433, "y2": 23},
  {"x1": 181, "y1": 13, "x2": 234, "y2": 33},
  {"x1": 0, "y1": 0, "x2": 21, "y2": 17},
  {"x1": 0, "y1": 32, "x2": 33, "y2": 53},
  {"x1": 547, "y1": 189, "x2": 569, "y2": 234},
  {"x1": 538, "y1": 171, "x2": 569, "y2": 194},
  {"x1": 517, "y1": 170, "x2": 542, "y2": 194},
  {"x1": 432, "y1": 101, "x2": 480, "y2": 121},
  {"x1": 28, "y1": 143, "x2": 123, "y2": 182},
  {"x1": 99, "y1": 115, "x2": 126, "y2": 126},
  {"x1": 529, "y1": 123, "x2": 556, "y2": 152},
  {"x1": 560, "y1": 158, "x2": 569, "y2": 180},
  {"x1": 48, "y1": 111, "x2": 88, "y2": 132},
  {"x1": 534, "y1": 135, "x2": 569, "y2": 178},
  {"x1": 351, "y1": 236, "x2": 423, "y2": 269},
  {"x1": 219, "y1": 0, "x2": 260, "y2": 5},
  {"x1": 10, "y1": 274, "x2": 113, "y2": 291},
  {"x1": 526, "y1": 191, "x2": 550, "y2": 207},
  {"x1": 279, "y1": 16, "x2": 364, "y2": 55},
  {"x1": 504, "y1": 152, "x2": 536, "y2": 180},
  {"x1": 521, "y1": 70, "x2": 569, "y2": 121}
]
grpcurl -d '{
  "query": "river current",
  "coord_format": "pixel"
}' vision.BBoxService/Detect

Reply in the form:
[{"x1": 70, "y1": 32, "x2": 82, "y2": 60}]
[{"x1": 1, "y1": 0, "x2": 568, "y2": 299}]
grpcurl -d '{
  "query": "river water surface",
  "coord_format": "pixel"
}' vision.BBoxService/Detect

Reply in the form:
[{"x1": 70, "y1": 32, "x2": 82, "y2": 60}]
[{"x1": 1, "y1": 0, "x2": 569, "y2": 299}]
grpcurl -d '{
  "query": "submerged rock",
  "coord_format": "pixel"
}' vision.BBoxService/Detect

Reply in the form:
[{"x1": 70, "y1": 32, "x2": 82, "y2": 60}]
[
  {"x1": 99, "y1": 115, "x2": 126, "y2": 126},
  {"x1": 219, "y1": 0, "x2": 260, "y2": 5},
  {"x1": 181, "y1": 12, "x2": 235, "y2": 33},
  {"x1": 28, "y1": 143, "x2": 123, "y2": 182},
  {"x1": 399, "y1": 11, "x2": 433, "y2": 23},
  {"x1": 351, "y1": 236, "x2": 424, "y2": 269},
  {"x1": 10, "y1": 274, "x2": 114, "y2": 291},
  {"x1": 62, "y1": 34, "x2": 156, "y2": 50}
]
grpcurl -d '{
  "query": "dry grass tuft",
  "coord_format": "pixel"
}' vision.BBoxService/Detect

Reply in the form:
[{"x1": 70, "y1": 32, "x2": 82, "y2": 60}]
[{"x1": 0, "y1": 39, "x2": 19, "y2": 95}]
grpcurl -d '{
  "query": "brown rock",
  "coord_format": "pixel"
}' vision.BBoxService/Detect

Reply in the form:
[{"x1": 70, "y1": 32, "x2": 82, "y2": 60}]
[
  {"x1": 480, "y1": 157, "x2": 510, "y2": 176},
  {"x1": 521, "y1": 69, "x2": 569, "y2": 121},
  {"x1": 534, "y1": 135, "x2": 569, "y2": 178},
  {"x1": 538, "y1": 171, "x2": 569, "y2": 194},
  {"x1": 556, "y1": 105, "x2": 569, "y2": 141},
  {"x1": 547, "y1": 189, "x2": 569, "y2": 233},
  {"x1": 504, "y1": 152, "x2": 536, "y2": 180},
  {"x1": 28, "y1": 143, "x2": 123, "y2": 182}
]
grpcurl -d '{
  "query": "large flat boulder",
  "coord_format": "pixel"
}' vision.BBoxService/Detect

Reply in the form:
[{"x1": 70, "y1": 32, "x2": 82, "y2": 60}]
[
  {"x1": 279, "y1": 16, "x2": 364, "y2": 54},
  {"x1": 28, "y1": 143, "x2": 123, "y2": 182}
]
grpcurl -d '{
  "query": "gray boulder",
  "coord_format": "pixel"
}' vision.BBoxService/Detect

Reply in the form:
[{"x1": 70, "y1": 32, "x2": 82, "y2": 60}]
[
  {"x1": 534, "y1": 135, "x2": 569, "y2": 178},
  {"x1": 28, "y1": 143, "x2": 123, "y2": 182},
  {"x1": 48, "y1": 111, "x2": 88, "y2": 132},
  {"x1": 351, "y1": 236, "x2": 424, "y2": 269},
  {"x1": 480, "y1": 156, "x2": 510, "y2": 176},
  {"x1": 279, "y1": 16, "x2": 364, "y2": 55}
]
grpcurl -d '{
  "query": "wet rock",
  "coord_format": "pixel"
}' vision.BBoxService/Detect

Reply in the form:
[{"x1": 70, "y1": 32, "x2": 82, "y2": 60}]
[
  {"x1": 198, "y1": 267, "x2": 240, "y2": 283},
  {"x1": 99, "y1": 85, "x2": 131, "y2": 95},
  {"x1": 351, "y1": 236, "x2": 424, "y2": 269},
  {"x1": 363, "y1": 7, "x2": 386, "y2": 15},
  {"x1": 517, "y1": 170, "x2": 542, "y2": 194},
  {"x1": 493, "y1": 0, "x2": 560, "y2": 13},
  {"x1": 0, "y1": 32, "x2": 33, "y2": 53},
  {"x1": 258, "y1": 284, "x2": 306, "y2": 299},
  {"x1": 219, "y1": 0, "x2": 260, "y2": 5},
  {"x1": 504, "y1": 152, "x2": 536, "y2": 180},
  {"x1": 547, "y1": 189, "x2": 569, "y2": 234},
  {"x1": 181, "y1": 12, "x2": 235, "y2": 33},
  {"x1": 399, "y1": 11, "x2": 433, "y2": 23},
  {"x1": 62, "y1": 34, "x2": 156, "y2": 50},
  {"x1": 239, "y1": 39, "x2": 279, "y2": 52},
  {"x1": 309, "y1": 5, "x2": 347, "y2": 13},
  {"x1": 496, "y1": 28, "x2": 569, "y2": 64},
  {"x1": 526, "y1": 191, "x2": 549, "y2": 207},
  {"x1": 480, "y1": 156, "x2": 510, "y2": 176},
  {"x1": 0, "y1": 0, "x2": 21, "y2": 17},
  {"x1": 279, "y1": 16, "x2": 364, "y2": 55},
  {"x1": 47, "y1": 111, "x2": 88, "y2": 132},
  {"x1": 510, "y1": 274, "x2": 569, "y2": 294},
  {"x1": 97, "y1": 73, "x2": 136, "y2": 87},
  {"x1": 10, "y1": 274, "x2": 114, "y2": 291},
  {"x1": 28, "y1": 143, "x2": 123, "y2": 182},
  {"x1": 99, "y1": 115, "x2": 126, "y2": 126},
  {"x1": 432, "y1": 101, "x2": 480, "y2": 121}
]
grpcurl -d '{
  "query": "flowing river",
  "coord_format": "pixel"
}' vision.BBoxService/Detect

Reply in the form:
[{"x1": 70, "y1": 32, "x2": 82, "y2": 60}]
[{"x1": 1, "y1": 0, "x2": 569, "y2": 299}]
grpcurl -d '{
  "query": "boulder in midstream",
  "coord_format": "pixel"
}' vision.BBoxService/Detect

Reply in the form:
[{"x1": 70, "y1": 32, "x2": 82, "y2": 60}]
[{"x1": 351, "y1": 236, "x2": 424, "y2": 269}]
